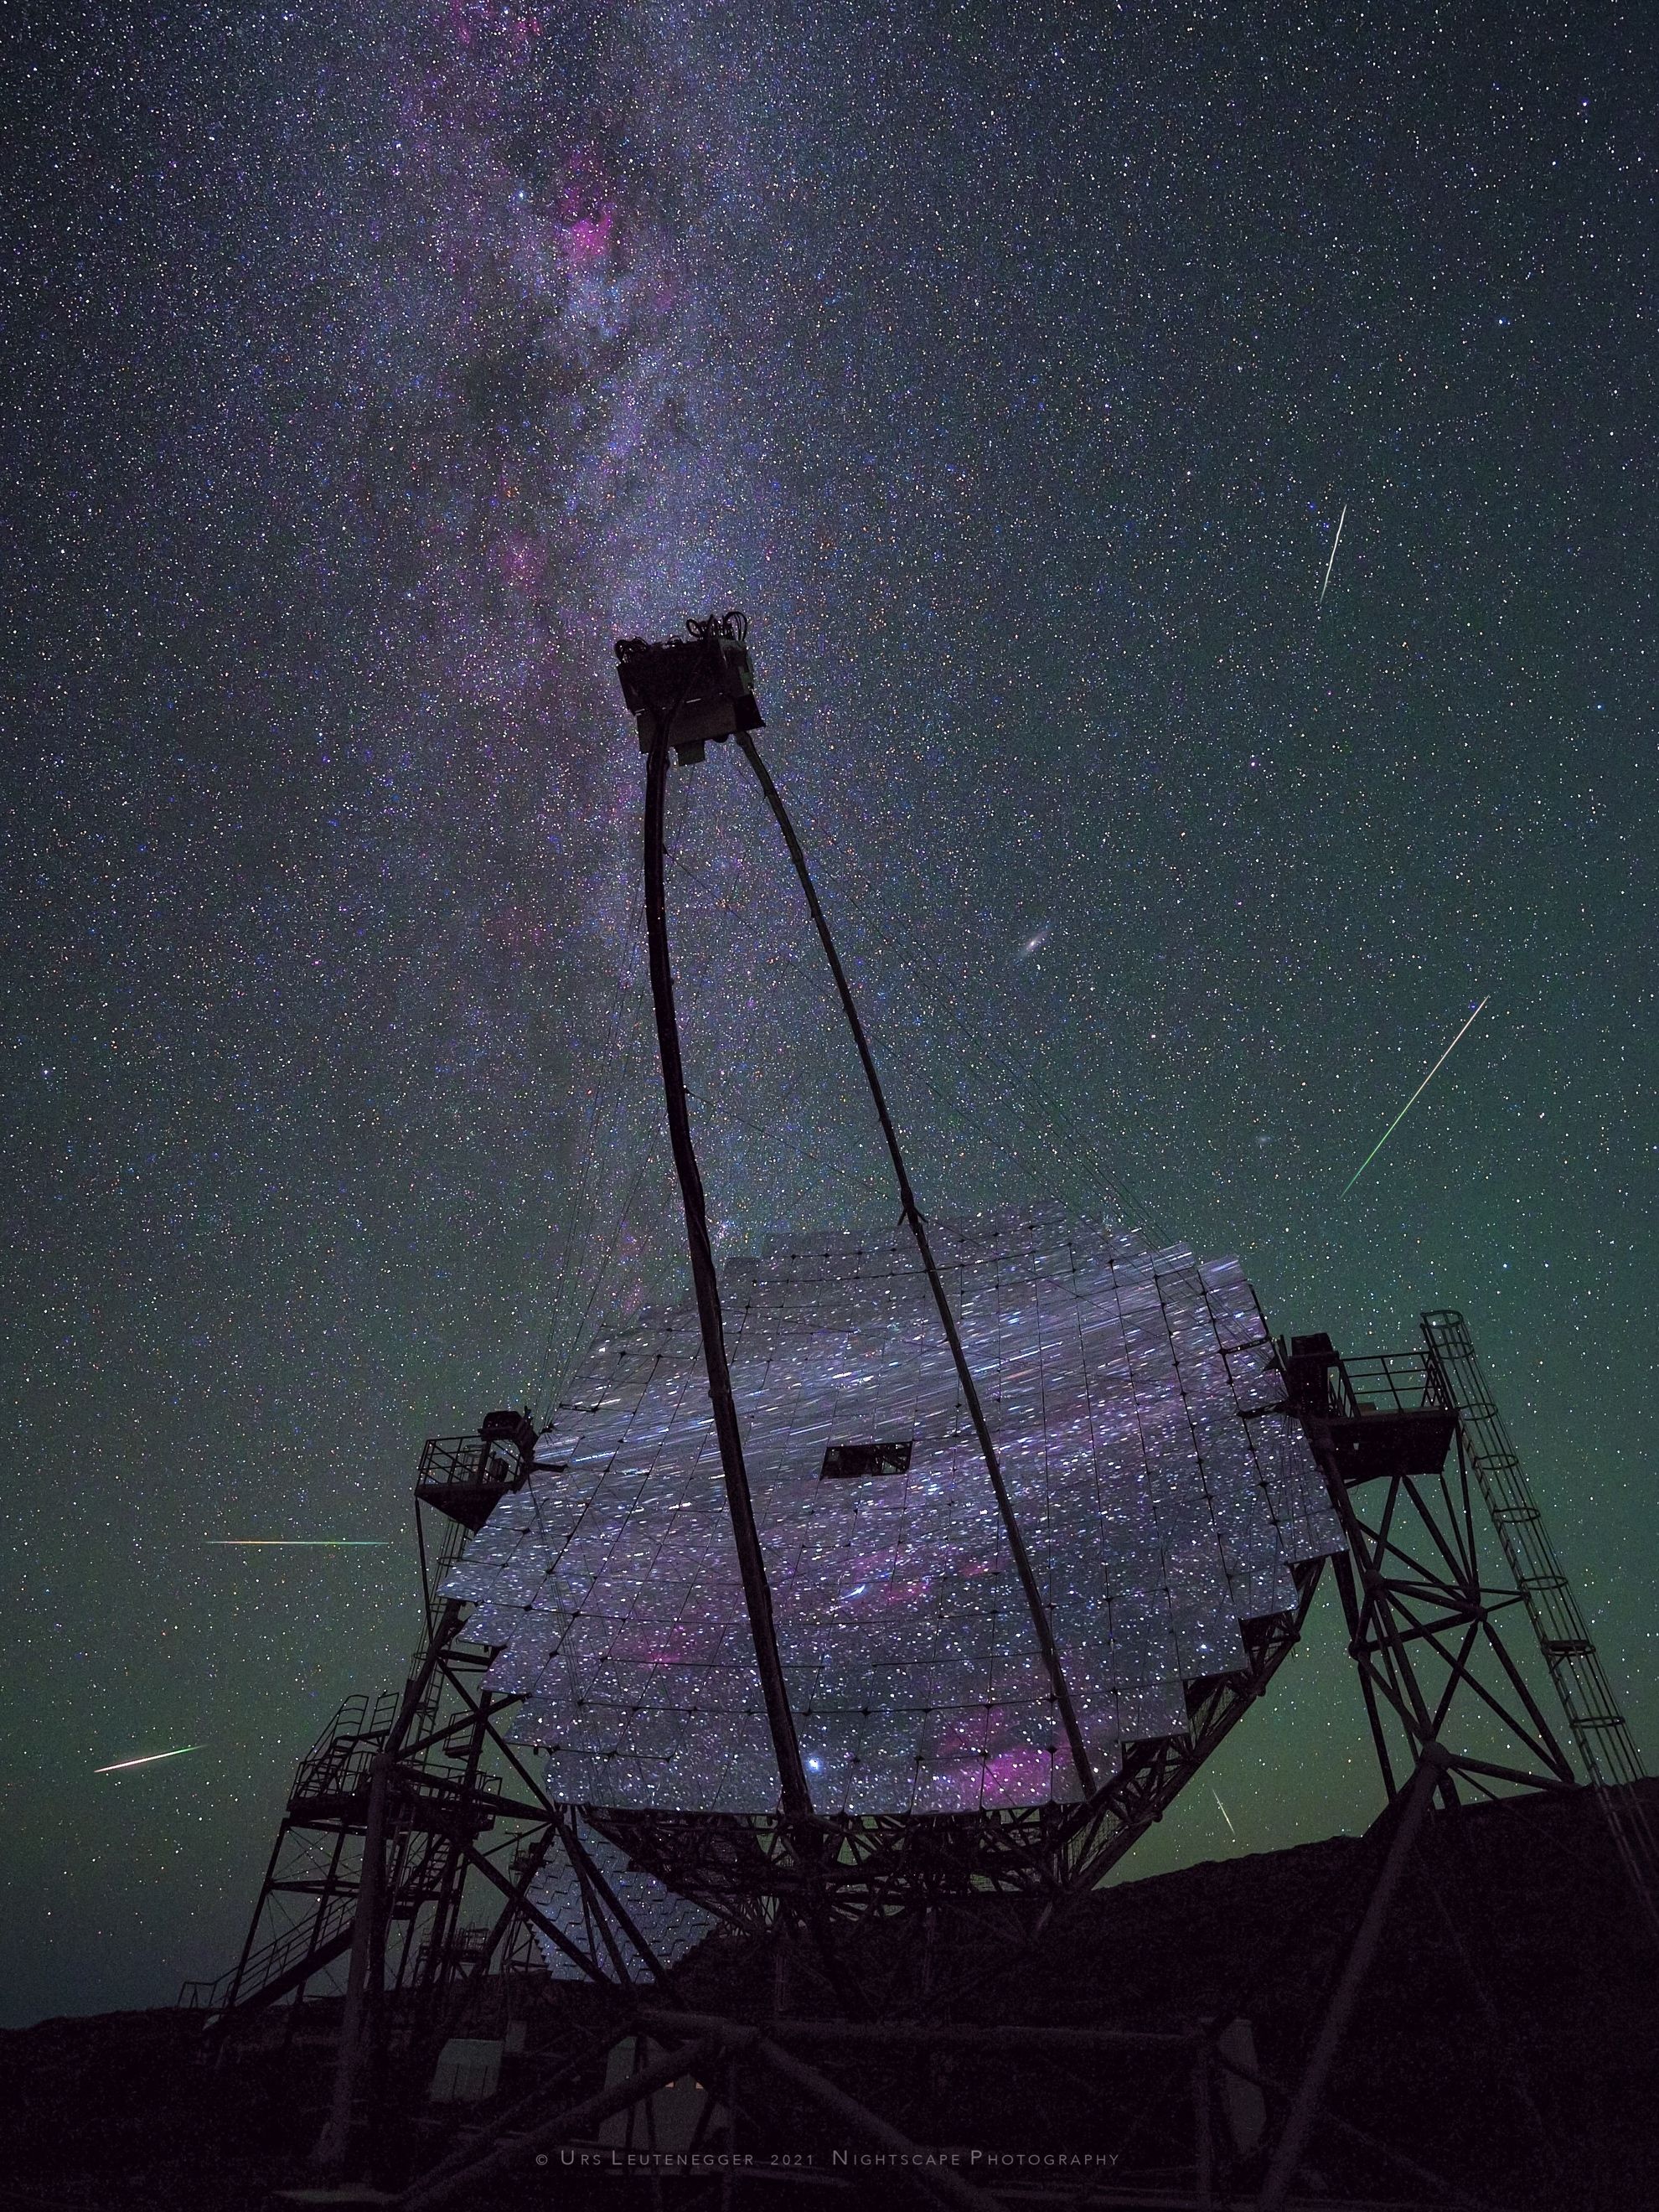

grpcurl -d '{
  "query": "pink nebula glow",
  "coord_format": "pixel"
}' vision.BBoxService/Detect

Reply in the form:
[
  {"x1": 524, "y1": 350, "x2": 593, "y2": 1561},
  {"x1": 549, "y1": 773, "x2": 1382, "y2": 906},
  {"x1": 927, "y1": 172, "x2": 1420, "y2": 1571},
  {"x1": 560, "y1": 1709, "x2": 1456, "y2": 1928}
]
[
  {"x1": 560, "y1": 206, "x2": 615, "y2": 267},
  {"x1": 982, "y1": 1746, "x2": 1052, "y2": 1801}
]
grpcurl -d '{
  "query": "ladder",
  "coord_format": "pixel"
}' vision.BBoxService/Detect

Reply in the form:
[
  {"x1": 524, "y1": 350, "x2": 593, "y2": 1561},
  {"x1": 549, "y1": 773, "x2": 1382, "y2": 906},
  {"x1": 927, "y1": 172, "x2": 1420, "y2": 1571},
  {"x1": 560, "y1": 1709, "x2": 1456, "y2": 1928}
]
[{"x1": 1421, "y1": 1309, "x2": 1659, "y2": 1941}]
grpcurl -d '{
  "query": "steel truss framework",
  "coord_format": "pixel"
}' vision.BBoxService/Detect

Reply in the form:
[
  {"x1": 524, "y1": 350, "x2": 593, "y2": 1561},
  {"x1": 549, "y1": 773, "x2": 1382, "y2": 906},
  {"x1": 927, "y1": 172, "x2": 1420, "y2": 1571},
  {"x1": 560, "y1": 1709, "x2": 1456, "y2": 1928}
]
[
  {"x1": 1282, "y1": 1318, "x2": 1654, "y2": 1904},
  {"x1": 184, "y1": 1424, "x2": 690, "y2": 2177},
  {"x1": 188, "y1": 1320, "x2": 1642, "y2": 2205},
  {"x1": 386, "y1": 1749, "x2": 1522, "y2": 2212},
  {"x1": 206, "y1": 1427, "x2": 1323, "y2": 2039},
  {"x1": 1284, "y1": 1334, "x2": 1579, "y2": 1811},
  {"x1": 185, "y1": 619, "x2": 1650, "y2": 2202}
]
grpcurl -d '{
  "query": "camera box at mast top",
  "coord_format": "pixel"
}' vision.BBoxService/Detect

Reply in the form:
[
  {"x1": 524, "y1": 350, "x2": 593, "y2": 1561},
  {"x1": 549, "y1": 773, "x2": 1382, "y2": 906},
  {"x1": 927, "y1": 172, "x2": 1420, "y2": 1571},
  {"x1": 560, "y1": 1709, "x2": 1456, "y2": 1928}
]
[{"x1": 614, "y1": 612, "x2": 763, "y2": 766}]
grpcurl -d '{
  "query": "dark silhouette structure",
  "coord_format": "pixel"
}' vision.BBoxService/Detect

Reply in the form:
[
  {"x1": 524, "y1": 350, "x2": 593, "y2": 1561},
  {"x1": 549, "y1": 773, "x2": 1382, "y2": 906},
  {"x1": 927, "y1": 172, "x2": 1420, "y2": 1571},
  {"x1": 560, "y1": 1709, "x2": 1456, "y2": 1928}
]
[{"x1": 178, "y1": 614, "x2": 1651, "y2": 2207}]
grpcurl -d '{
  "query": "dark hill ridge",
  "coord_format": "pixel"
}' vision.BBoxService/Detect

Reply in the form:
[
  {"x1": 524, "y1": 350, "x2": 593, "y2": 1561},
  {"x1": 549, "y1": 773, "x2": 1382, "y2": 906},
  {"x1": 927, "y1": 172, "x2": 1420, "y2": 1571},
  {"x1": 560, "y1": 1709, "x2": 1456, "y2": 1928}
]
[{"x1": 4, "y1": 1780, "x2": 1655, "y2": 2210}]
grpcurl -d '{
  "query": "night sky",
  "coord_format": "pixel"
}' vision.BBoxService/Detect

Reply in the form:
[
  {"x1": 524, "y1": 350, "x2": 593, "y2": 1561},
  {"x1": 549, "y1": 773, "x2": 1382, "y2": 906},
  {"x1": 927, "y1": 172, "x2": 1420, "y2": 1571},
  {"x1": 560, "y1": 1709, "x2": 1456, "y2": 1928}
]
[{"x1": 6, "y1": 2, "x2": 1654, "y2": 2029}]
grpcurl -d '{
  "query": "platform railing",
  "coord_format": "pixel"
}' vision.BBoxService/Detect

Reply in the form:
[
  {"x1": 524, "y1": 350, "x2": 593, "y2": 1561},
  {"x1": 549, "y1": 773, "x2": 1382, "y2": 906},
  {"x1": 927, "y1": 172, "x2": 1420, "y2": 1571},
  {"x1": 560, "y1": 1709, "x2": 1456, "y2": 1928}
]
[
  {"x1": 179, "y1": 1886, "x2": 359, "y2": 2014},
  {"x1": 1327, "y1": 1348, "x2": 1449, "y2": 1419},
  {"x1": 416, "y1": 1434, "x2": 522, "y2": 1496},
  {"x1": 292, "y1": 1692, "x2": 400, "y2": 1807}
]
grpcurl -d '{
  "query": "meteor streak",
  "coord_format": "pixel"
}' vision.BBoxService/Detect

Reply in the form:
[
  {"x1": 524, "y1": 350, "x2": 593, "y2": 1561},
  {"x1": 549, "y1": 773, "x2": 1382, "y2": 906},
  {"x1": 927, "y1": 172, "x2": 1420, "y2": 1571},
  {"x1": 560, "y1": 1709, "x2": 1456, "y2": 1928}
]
[
  {"x1": 206, "y1": 1538, "x2": 388, "y2": 1547},
  {"x1": 1341, "y1": 996, "x2": 1491, "y2": 1196},
  {"x1": 1212, "y1": 1789, "x2": 1238, "y2": 1839},
  {"x1": 95, "y1": 1746, "x2": 203, "y2": 1774},
  {"x1": 1317, "y1": 503, "x2": 1348, "y2": 605}
]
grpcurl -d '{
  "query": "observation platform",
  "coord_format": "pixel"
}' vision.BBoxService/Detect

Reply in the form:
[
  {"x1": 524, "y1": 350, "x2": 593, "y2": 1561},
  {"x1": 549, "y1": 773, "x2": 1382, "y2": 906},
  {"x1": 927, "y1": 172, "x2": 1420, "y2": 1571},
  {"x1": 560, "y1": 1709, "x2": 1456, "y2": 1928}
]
[
  {"x1": 415, "y1": 1412, "x2": 536, "y2": 1532},
  {"x1": 287, "y1": 1693, "x2": 502, "y2": 1837},
  {"x1": 1279, "y1": 1333, "x2": 1458, "y2": 1486}
]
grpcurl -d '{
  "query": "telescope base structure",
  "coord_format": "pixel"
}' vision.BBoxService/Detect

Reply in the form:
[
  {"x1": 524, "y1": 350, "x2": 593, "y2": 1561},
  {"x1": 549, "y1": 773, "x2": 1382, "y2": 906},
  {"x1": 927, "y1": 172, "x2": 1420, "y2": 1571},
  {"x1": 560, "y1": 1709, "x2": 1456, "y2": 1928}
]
[{"x1": 581, "y1": 1570, "x2": 1318, "y2": 1937}]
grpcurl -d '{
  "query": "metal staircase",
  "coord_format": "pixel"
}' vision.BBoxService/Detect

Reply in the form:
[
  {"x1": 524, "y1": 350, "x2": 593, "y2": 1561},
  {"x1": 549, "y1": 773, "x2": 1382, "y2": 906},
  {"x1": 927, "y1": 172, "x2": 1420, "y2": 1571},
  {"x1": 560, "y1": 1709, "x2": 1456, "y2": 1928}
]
[
  {"x1": 179, "y1": 1887, "x2": 359, "y2": 2016},
  {"x1": 178, "y1": 1412, "x2": 601, "y2": 2064}
]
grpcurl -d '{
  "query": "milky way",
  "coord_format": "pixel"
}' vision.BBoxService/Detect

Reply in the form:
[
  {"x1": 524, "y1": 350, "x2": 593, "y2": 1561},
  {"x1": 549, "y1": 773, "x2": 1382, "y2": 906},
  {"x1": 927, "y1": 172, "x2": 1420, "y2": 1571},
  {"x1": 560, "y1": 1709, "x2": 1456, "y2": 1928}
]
[{"x1": 8, "y1": 2, "x2": 1655, "y2": 2022}]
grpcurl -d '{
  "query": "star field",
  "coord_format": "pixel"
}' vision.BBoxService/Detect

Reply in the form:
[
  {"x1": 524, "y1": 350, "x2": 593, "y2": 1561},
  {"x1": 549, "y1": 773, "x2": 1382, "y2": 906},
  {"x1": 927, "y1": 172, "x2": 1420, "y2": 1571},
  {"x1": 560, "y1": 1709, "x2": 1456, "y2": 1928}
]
[{"x1": 3, "y1": 1, "x2": 1654, "y2": 2023}]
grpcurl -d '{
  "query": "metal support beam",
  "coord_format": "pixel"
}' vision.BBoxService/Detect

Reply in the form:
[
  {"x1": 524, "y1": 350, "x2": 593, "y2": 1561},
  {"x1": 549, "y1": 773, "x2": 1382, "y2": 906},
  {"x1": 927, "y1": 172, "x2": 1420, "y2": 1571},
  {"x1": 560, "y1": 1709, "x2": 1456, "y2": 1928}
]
[
  {"x1": 1212, "y1": 2042, "x2": 1499, "y2": 2209},
  {"x1": 642, "y1": 692, "x2": 812, "y2": 1821},
  {"x1": 1255, "y1": 1742, "x2": 1448, "y2": 2212},
  {"x1": 308, "y1": 1622, "x2": 470, "y2": 2169},
  {"x1": 1332, "y1": 1550, "x2": 1398, "y2": 1801},
  {"x1": 312, "y1": 1748, "x2": 390, "y2": 2174},
  {"x1": 449, "y1": 1829, "x2": 626, "y2": 1987}
]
